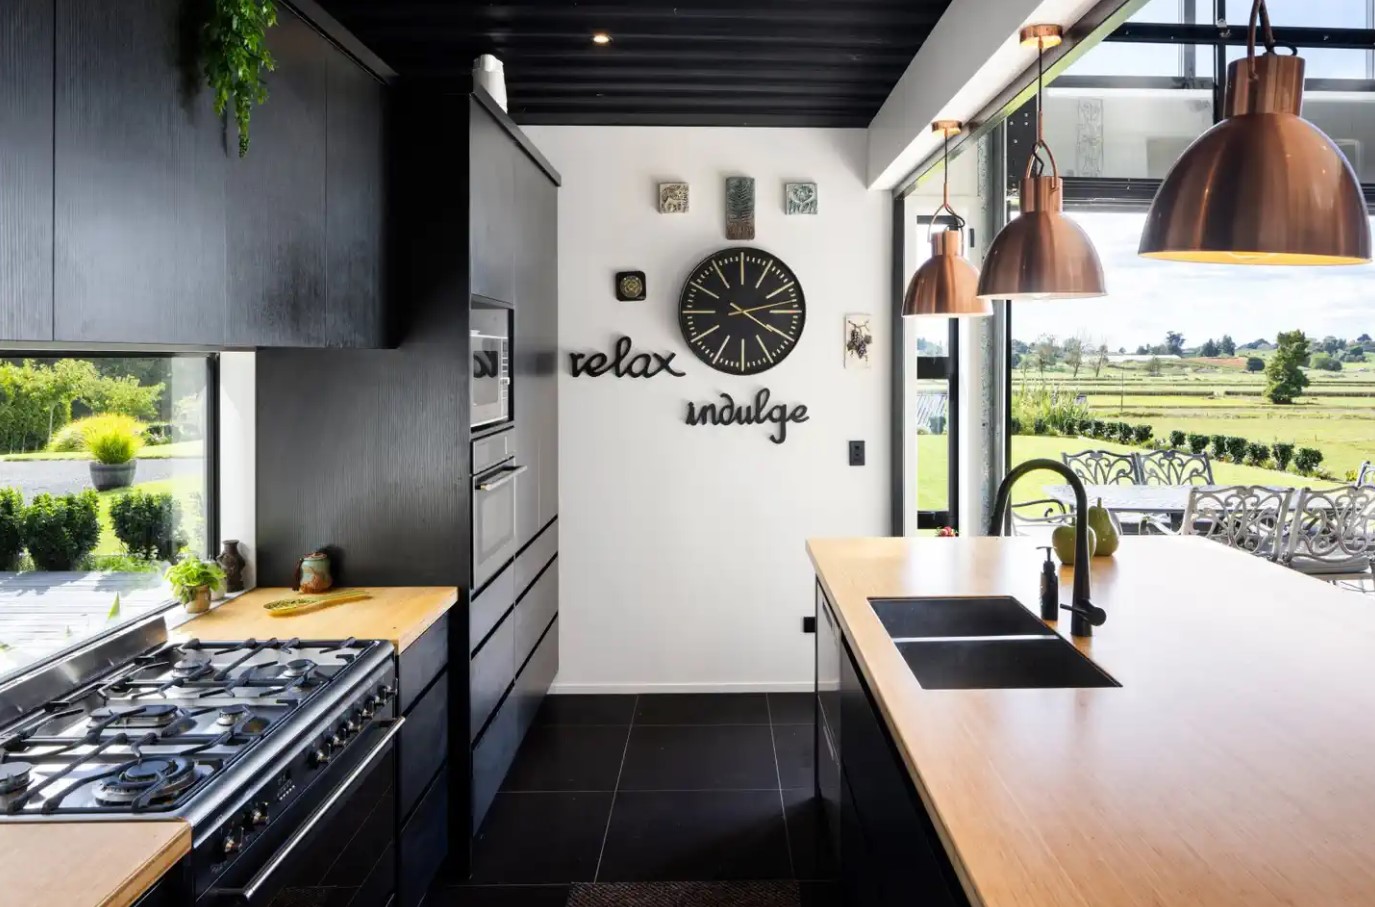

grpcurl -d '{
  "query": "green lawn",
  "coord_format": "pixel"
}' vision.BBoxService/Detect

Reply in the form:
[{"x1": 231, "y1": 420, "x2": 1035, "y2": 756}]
[{"x1": 1, "y1": 440, "x2": 204, "y2": 462}]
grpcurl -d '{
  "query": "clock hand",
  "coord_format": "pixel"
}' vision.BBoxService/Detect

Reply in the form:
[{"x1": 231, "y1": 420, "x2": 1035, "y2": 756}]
[
  {"x1": 727, "y1": 302, "x2": 786, "y2": 317},
  {"x1": 729, "y1": 303, "x2": 792, "y2": 340}
]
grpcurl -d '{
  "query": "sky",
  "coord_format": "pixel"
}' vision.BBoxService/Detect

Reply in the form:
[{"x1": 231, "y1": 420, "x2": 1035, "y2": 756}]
[{"x1": 1010, "y1": 212, "x2": 1375, "y2": 351}]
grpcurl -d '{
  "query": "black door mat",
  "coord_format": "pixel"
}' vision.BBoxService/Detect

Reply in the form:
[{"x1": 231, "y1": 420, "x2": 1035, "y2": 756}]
[{"x1": 567, "y1": 881, "x2": 801, "y2": 907}]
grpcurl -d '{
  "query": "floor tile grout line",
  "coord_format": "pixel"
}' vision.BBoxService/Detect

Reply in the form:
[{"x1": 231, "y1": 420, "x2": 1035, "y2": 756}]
[
  {"x1": 593, "y1": 693, "x2": 636, "y2": 883},
  {"x1": 766, "y1": 694, "x2": 796, "y2": 880}
]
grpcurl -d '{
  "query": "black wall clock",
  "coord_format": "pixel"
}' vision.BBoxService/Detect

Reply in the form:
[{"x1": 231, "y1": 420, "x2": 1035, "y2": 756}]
[{"x1": 677, "y1": 247, "x2": 806, "y2": 375}]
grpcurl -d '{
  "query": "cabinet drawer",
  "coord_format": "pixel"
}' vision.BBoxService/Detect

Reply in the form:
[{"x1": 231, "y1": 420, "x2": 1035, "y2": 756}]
[
  {"x1": 398, "y1": 612, "x2": 448, "y2": 715},
  {"x1": 470, "y1": 618, "x2": 514, "y2": 742},
  {"x1": 513, "y1": 558, "x2": 557, "y2": 670},
  {"x1": 515, "y1": 616, "x2": 559, "y2": 739},
  {"x1": 398, "y1": 769, "x2": 449, "y2": 907},
  {"x1": 471, "y1": 693, "x2": 518, "y2": 830},
  {"x1": 514, "y1": 518, "x2": 557, "y2": 593},
  {"x1": 470, "y1": 565, "x2": 515, "y2": 655},
  {"x1": 399, "y1": 669, "x2": 448, "y2": 821}
]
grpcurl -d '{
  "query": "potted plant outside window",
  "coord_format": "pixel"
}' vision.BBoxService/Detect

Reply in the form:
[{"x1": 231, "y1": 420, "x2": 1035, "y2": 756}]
[
  {"x1": 85, "y1": 420, "x2": 144, "y2": 491},
  {"x1": 167, "y1": 555, "x2": 226, "y2": 615}
]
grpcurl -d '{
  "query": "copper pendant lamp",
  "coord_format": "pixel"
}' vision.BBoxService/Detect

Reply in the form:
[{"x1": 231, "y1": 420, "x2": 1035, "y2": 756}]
[
  {"x1": 976, "y1": 24, "x2": 1106, "y2": 301},
  {"x1": 903, "y1": 122, "x2": 990, "y2": 318},
  {"x1": 1139, "y1": 0, "x2": 1370, "y2": 265}
]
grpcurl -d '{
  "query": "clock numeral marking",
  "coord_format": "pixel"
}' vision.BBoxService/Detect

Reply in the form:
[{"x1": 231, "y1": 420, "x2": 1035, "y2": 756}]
[
  {"x1": 769, "y1": 309, "x2": 800, "y2": 315},
  {"x1": 739, "y1": 253, "x2": 745, "y2": 284},
  {"x1": 756, "y1": 335, "x2": 774, "y2": 364},
  {"x1": 690, "y1": 282, "x2": 721, "y2": 299},
  {"x1": 765, "y1": 281, "x2": 795, "y2": 299},
  {"x1": 711, "y1": 260, "x2": 730, "y2": 288},
  {"x1": 682, "y1": 309, "x2": 715, "y2": 315},
  {"x1": 690, "y1": 324, "x2": 721, "y2": 343},
  {"x1": 740, "y1": 338, "x2": 746, "y2": 372},
  {"x1": 755, "y1": 259, "x2": 773, "y2": 288},
  {"x1": 713, "y1": 335, "x2": 731, "y2": 364}
]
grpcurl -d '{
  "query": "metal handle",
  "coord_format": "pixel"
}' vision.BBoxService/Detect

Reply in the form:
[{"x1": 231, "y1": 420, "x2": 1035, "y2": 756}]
[
  {"x1": 207, "y1": 717, "x2": 405, "y2": 904},
  {"x1": 476, "y1": 464, "x2": 527, "y2": 492},
  {"x1": 1060, "y1": 602, "x2": 1107, "y2": 627}
]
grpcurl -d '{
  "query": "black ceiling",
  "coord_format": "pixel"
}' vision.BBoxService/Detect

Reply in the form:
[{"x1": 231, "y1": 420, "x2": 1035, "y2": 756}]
[{"x1": 313, "y1": 0, "x2": 953, "y2": 126}]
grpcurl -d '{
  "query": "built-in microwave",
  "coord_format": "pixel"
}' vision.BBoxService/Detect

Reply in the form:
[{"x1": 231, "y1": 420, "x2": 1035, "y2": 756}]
[{"x1": 471, "y1": 305, "x2": 511, "y2": 430}]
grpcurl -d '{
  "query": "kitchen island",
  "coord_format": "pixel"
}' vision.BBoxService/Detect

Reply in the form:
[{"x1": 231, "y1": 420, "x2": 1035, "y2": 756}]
[
  {"x1": 808, "y1": 535, "x2": 1375, "y2": 907},
  {"x1": 0, "y1": 821, "x2": 189, "y2": 907}
]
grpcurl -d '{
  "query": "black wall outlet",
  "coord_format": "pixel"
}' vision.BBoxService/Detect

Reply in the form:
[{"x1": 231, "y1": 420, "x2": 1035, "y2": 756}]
[
  {"x1": 802, "y1": 616, "x2": 816, "y2": 634},
  {"x1": 848, "y1": 440, "x2": 865, "y2": 466}
]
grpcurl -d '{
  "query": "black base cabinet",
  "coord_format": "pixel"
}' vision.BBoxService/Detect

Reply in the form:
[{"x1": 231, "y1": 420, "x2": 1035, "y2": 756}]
[{"x1": 816, "y1": 585, "x2": 970, "y2": 907}]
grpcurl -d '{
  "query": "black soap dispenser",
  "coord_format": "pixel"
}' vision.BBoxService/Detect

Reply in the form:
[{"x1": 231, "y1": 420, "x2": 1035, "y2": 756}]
[{"x1": 1037, "y1": 546, "x2": 1058, "y2": 621}]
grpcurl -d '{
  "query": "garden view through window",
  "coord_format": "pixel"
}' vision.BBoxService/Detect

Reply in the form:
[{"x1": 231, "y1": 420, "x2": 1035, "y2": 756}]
[
  {"x1": 0, "y1": 355, "x2": 211, "y2": 681},
  {"x1": 1004, "y1": 211, "x2": 1375, "y2": 512}
]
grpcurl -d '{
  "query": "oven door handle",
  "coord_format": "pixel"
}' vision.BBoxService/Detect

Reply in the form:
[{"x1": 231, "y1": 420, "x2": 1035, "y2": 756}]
[
  {"x1": 476, "y1": 464, "x2": 527, "y2": 492},
  {"x1": 205, "y1": 716, "x2": 405, "y2": 904}
]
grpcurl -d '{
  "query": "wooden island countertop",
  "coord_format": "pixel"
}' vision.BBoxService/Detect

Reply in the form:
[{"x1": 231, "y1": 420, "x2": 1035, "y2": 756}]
[
  {"x1": 0, "y1": 821, "x2": 190, "y2": 907},
  {"x1": 808, "y1": 535, "x2": 1375, "y2": 907},
  {"x1": 175, "y1": 586, "x2": 458, "y2": 651}
]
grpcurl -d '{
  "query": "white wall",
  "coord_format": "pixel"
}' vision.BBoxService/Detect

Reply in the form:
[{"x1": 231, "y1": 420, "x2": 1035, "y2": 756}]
[
  {"x1": 525, "y1": 126, "x2": 890, "y2": 693},
  {"x1": 219, "y1": 352, "x2": 256, "y2": 588}
]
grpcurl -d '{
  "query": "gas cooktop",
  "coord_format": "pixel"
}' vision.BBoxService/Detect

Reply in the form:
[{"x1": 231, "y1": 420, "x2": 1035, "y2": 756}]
[{"x1": 0, "y1": 636, "x2": 383, "y2": 817}]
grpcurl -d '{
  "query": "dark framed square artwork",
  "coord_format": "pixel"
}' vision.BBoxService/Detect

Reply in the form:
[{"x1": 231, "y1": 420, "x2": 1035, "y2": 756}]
[{"x1": 615, "y1": 271, "x2": 647, "y2": 301}]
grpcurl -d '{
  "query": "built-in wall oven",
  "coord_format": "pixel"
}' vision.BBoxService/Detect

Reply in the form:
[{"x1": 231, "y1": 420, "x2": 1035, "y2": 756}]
[
  {"x1": 472, "y1": 428, "x2": 525, "y2": 591},
  {"x1": 471, "y1": 304, "x2": 511, "y2": 430}
]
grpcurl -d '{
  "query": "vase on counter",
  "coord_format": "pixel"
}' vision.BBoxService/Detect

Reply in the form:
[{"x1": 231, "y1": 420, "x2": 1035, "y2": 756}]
[
  {"x1": 218, "y1": 540, "x2": 246, "y2": 593},
  {"x1": 293, "y1": 551, "x2": 333, "y2": 594}
]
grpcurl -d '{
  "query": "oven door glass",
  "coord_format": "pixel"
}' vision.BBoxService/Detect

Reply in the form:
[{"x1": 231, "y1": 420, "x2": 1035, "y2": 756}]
[
  {"x1": 472, "y1": 336, "x2": 508, "y2": 427},
  {"x1": 473, "y1": 464, "x2": 524, "y2": 588}
]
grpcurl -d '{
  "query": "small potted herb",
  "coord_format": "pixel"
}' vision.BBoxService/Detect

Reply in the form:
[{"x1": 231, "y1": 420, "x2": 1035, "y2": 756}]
[
  {"x1": 85, "y1": 421, "x2": 144, "y2": 491},
  {"x1": 167, "y1": 555, "x2": 226, "y2": 615}
]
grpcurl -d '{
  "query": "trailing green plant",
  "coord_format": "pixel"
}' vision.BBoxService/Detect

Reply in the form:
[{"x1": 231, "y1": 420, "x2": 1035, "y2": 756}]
[
  {"x1": 166, "y1": 554, "x2": 226, "y2": 604},
  {"x1": 202, "y1": 0, "x2": 279, "y2": 157},
  {"x1": 1210, "y1": 435, "x2": 1229, "y2": 460},
  {"x1": 1295, "y1": 447, "x2": 1324, "y2": 476},
  {"x1": 22, "y1": 491, "x2": 100, "y2": 571},
  {"x1": 1244, "y1": 442, "x2": 1271, "y2": 467},
  {"x1": 0, "y1": 489, "x2": 22, "y2": 571},
  {"x1": 50, "y1": 414, "x2": 146, "y2": 454},
  {"x1": 110, "y1": 491, "x2": 183, "y2": 562},
  {"x1": 1187, "y1": 434, "x2": 1209, "y2": 455},
  {"x1": 1226, "y1": 436, "x2": 1249, "y2": 463},
  {"x1": 85, "y1": 420, "x2": 143, "y2": 465},
  {"x1": 1132, "y1": 425, "x2": 1153, "y2": 445},
  {"x1": 1169, "y1": 430, "x2": 1187, "y2": 449},
  {"x1": 1271, "y1": 442, "x2": 1295, "y2": 471}
]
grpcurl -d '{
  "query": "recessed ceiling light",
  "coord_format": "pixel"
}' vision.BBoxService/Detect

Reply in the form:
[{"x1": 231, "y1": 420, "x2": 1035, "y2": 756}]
[{"x1": 592, "y1": 32, "x2": 611, "y2": 45}]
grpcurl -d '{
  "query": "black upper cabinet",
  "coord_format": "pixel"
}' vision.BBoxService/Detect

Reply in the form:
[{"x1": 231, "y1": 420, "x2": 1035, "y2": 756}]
[
  {"x1": 469, "y1": 102, "x2": 516, "y2": 304},
  {"x1": 0, "y1": 0, "x2": 54, "y2": 342},
  {"x1": 54, "y1": 0, "x2": 227, "y2": 345},
  {"x1": 325, "y1": 53, "x2": 387, "y2": 348},
  {"x1": 224, "y1": 6, "x2": 329, "y2": 348}
]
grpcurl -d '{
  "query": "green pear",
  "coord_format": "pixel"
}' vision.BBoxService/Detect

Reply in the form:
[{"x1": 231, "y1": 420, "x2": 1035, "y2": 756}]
[
  {"x1": 1087, "y1": 498, "x2": 1121, "y2": 556},
  {"x1": 1051, "y1": 525, "x2": 1098, "y2": 566}
]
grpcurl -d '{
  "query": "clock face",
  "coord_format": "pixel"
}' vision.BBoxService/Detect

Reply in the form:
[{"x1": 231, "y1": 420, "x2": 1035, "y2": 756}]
[{"x1": 678, "y1": 247, "x2": 806, "y2": 376}]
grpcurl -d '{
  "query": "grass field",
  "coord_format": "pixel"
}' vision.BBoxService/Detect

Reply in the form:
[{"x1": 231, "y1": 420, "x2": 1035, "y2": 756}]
[{"x1": 0, "y1": 440, "x2": 203, "y2": 462}]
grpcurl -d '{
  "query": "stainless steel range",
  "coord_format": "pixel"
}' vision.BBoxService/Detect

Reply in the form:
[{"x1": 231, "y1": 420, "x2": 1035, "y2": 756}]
[{"x1": 0, "y1": 617, "x2": 400, "y2": 906}]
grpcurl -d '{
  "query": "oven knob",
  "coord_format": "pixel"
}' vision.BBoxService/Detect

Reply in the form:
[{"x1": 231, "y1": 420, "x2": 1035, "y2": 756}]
[
  {"x1": 249, "y1": 803, "x2": 270, "y2": 827},
  {"x1": 344, "y1": 713, "x2": 362, "y2": 734},
  {"x1": 359, "y1": 697, "x2": 377, "y2": 719},
  {"x1": 328, "y1": 731, "x2": 344, "y2": 749},
  {"x1": 222, "y1": 829, "x2": 243, "y2": 857},
  {"x1": 377, "y1": 684, "x2": 396, "y2": 702},
  {"x1": 309, "y1": 746, "x2": 330, "y2": 767}
]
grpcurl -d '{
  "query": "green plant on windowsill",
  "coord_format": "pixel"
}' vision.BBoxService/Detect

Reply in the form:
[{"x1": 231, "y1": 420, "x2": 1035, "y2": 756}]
[
  {"x1": 202, "y1": 0, "x2": 278, "y2": 157},
  {"x1": 166, "y1": 555, "x2": 226, "y2": 614}
]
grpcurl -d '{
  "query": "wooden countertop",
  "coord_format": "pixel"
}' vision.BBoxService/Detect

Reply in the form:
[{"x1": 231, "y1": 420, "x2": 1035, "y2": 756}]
[
  {"x1": 176, "y1": 586, "x2": 458, "y2": 651},
  {"x1": 0, "y1": 821, "x2": 190, "y2": 907},
  {"x1": 808, "y1": 536, "x2": 1375, "y2": 907}
]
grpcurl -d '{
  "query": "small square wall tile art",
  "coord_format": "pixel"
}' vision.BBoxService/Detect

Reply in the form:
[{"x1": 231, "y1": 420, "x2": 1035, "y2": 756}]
[
  {"x1": 785, "y1": 182, "x2": 818, "y2": 215},
  {"x1": 658, "y1": 182, "x2": 689, "y2": 214},
  {"x1": 724, "y1": 176, "x2": 756, "y2": 240}
]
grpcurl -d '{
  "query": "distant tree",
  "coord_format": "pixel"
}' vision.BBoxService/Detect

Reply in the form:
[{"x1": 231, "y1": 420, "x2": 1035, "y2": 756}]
[
  {"x1": 1200, "y1": 338, "x2": 1220, "y2": 358},
  {"x1": 1063, "y1": 337, "x2": 1085, "y2": 378},
  {"x1": 1321, "y1": 336, "x2": 1345, "y2": 355},
  {"x1": 1146, "y1": 356, "x2": 1163, "y2": 377},
  {"x1": 1011, "y1": 338, "x2": 1031, "y2": 355},
  {"x1": 1135, "y1": 345, "x2": 1150, "y2": 355},
  {"x1": 1311, "y1": 352, "x2": 1343, "y2": 372},
  {"x1": 1165, "y1": 331, "x2": 1186, "y2": 356},
  {"x1": 1219, "y1": 334, "x2": 1236, "y2": 356},
  {"x1": 1344, "y1": 348, "x2": 1367, "y2": 363},
  {"x1": 1358, "y1": 333, "x2": 1373, "y2": 344},
  {"x1": 1265, "y1": 331, "x2": 1311, "y2": 404},
  {"x1": 1093, "y1": 343, "x2": 1109, "y2": 378},
  {"x1": 1245, "y1": 356, "x2": 1265, "y2": 372},
  {"x1": 1118, "y1": 347, "x2": 1126, "y2": 355},
  {"x1": 1034, "y1": 335, "x2": 1059, "y2": 376}
]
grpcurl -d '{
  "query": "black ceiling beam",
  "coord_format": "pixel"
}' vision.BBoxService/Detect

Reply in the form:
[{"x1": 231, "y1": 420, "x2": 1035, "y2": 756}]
[{"x1": 1108, "y1": 22, "x2": 1375, "y2": 50}]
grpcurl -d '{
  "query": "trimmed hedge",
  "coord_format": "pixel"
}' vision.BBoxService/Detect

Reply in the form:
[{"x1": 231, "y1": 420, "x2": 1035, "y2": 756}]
[{"x1": 22, "y1": 491, "x2": 100, "y2": 571}]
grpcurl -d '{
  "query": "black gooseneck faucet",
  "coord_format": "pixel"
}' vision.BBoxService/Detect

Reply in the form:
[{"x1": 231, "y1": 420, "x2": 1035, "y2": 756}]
[{"x1": 988, "y1": 458, "x2": 1107, "y2": 637}]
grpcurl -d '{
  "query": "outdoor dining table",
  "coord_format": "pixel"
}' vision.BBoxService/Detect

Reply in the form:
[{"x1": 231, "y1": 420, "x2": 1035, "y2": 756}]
[{"x1": 1042, "y1": 484, "x2": 1226, "y2": 518}]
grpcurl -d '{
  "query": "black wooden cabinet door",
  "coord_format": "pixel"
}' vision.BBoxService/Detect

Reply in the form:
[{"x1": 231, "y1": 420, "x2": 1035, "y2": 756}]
[
  {"x1": 530, "y1": 167, "x2": 559, "y2": 530},
  {"x1": 225, "y1": 5, "x2": 328, "y2": 347},
  {"x1": 325, "y1": 52, "x2": 386, "y2": 348},
  {"x1": 0, "y1": 0, "x2": 54, "y2": 342},
  {"x1": 53, "y1": 0, "x2": 227, "y2": 344},
  {"x1": 511, "y1": 154, "x2": 543, "y2": 547},
  {"x1": 468, "y1": 100, "x2": 515, "y2": 304}
]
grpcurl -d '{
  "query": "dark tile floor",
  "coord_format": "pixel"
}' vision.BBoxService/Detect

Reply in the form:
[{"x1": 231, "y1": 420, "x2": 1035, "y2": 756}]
[{"x1": 440, "y1": 693, "x2": 838, "y2": 906}]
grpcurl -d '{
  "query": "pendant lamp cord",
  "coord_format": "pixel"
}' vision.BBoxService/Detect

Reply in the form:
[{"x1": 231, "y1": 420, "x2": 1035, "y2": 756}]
[
  {"x1": 929, "y1": 127, "x2": 966, "y2": 239},
  {"x1": 1025, "y1": 35, "x2": 1059, "y2": 183},
  {"x1": 1246, "y1": 0, "x2": 1277, "y2": 83}
]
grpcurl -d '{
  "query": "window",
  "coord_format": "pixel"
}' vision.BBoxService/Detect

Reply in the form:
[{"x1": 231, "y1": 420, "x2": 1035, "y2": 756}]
[{"x1": 0, "y1": 354, "x2": 215, "y2": 683}]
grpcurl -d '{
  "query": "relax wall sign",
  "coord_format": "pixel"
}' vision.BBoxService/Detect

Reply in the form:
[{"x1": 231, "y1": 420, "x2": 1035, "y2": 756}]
[{"x1": 569, "y1": 336, "x2": 685, "y2": 378}]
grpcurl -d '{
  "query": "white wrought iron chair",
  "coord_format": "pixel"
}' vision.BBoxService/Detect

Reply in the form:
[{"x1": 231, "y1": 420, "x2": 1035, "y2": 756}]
[
  {"x1": 1181, "y1": 485, "x2": 1294, "y2": 560},
  {"x1": 1137, "y1": 450, "x2": 1215, "y2": 486},
  {"x1": 1280, "y1": 486, "x2": 1375, "y2": 591},
  {"x1": 1061, "y1": 450, "x2": 1141, "y2": 486},
  {"x1": 1009, "y1": 498, "x2": 1075, "y2": 538},
  {"x1": 1358, "y1": 461, "x2": 1374, "y2": 487}
]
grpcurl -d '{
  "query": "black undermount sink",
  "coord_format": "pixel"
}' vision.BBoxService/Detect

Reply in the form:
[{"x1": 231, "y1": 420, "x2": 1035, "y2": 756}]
[
  {"x1": 869, "y1": 596, "x2": 1120, "y2": 690},
  {"x1": 870, "y1": 596, "x2": 1055, "y2": 639}
]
